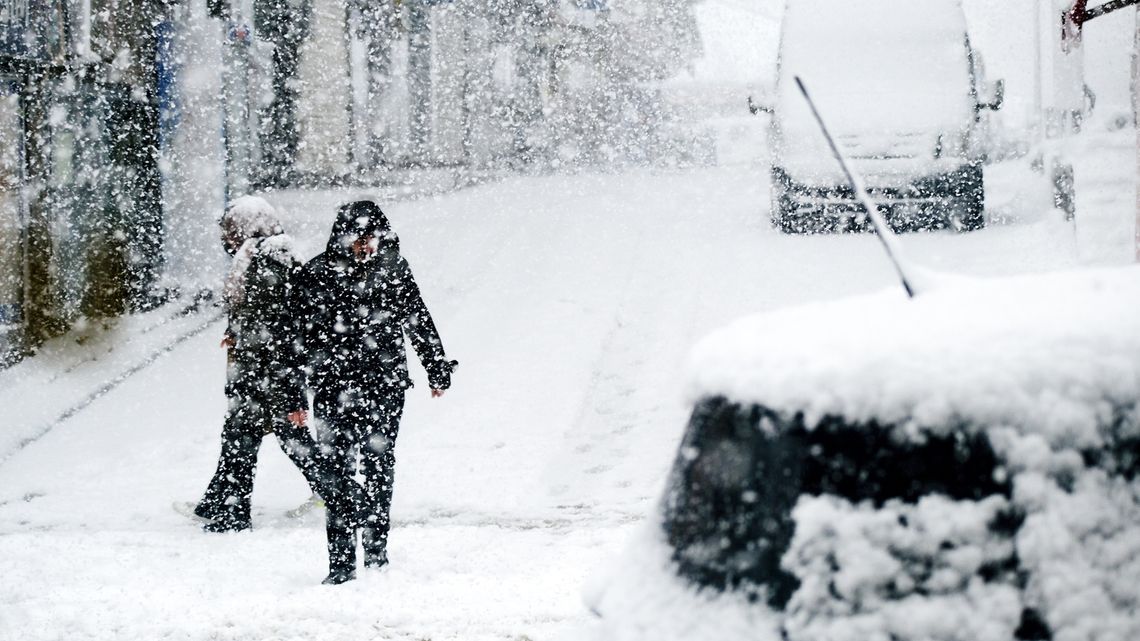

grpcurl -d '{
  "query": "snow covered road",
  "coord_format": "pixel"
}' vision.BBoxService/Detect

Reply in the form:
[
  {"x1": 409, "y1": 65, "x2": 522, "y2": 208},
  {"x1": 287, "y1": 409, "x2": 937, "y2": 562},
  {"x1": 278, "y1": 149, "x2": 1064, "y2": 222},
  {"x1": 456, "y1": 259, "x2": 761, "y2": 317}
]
[{"x1": 0, "y1": 163, "x2": 1108, "y2": 640}]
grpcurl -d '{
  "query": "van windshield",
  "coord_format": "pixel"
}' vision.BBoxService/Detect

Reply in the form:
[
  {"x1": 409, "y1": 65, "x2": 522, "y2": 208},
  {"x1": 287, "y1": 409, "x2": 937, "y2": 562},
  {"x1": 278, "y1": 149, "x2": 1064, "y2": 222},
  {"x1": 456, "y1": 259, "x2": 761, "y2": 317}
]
[{"x1": 778, "y1": 0, "x2": 973, "y2": 136}]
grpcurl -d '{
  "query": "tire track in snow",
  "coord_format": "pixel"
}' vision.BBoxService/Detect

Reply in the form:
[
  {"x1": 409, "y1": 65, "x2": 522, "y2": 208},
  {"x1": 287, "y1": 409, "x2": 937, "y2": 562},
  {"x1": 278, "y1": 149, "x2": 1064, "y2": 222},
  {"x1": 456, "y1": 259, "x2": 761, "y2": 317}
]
[{"x1": 548, "y1": 194, "x2": 707, "y2": 512}]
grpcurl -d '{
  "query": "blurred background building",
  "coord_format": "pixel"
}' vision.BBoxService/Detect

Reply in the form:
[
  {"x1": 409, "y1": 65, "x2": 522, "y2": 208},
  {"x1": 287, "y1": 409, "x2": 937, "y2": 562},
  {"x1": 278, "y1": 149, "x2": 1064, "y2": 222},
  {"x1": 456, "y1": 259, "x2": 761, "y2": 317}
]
[
  {"x1": 1, "y1": 0, "x2": 177, "y2": 364},
  {"x1": 0, "y1": 0, "x2": 704, "y2": 366},
  {"x1": 4, "y1": 0, "x2": 1140, "y2": 368}
]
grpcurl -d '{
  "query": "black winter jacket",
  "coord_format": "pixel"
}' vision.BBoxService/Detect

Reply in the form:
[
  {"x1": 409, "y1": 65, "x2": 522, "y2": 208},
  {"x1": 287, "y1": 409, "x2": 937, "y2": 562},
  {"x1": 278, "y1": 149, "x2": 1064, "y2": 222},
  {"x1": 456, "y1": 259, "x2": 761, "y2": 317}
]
[
  {"x1": 226, "y1": 237, "x2": 308, "y2": 415},
  {"x1": 297, "y1": 233, "x2": 454, "y2": 396}
]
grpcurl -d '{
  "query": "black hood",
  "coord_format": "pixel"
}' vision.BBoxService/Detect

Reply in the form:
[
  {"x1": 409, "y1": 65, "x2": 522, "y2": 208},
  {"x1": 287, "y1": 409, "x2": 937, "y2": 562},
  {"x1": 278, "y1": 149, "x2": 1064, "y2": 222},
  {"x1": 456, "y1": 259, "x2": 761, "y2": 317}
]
[{"x1": 325, "y1": 200, "x2": 399, "y2": 260}]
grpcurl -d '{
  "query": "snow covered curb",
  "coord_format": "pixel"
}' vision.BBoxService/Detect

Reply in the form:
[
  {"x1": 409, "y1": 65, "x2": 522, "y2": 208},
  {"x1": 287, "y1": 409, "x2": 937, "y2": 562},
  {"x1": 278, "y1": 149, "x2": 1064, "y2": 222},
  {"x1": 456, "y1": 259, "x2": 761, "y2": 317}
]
[{"x1": 0, "y1": 300, "x2": 224, "y2": 464}]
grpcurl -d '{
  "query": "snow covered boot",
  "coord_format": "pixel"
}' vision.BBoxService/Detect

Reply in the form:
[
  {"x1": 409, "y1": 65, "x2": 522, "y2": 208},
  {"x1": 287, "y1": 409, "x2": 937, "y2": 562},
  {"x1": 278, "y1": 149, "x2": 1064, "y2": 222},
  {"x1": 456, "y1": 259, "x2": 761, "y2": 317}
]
[
  {"x1": 363, "y1": 548, "x2": 388, "y2": 570},
  {"x1": 193, "y1": 502, "x2": 220, "y2": 521},
  {"x1": 202, "y1": 517, "x2": 251, "y2": 533},
  {"x1": 324, "y1": 520, "x2": 357, "y2": 584},
  {"x1": 362, "y1": 527, "x2": 388, "y2": 569},
  {"x1": 202, "y1": 500, "x2": 252, "y2": 533},
  {"x1": 285, "y1": 494, "x2": 325, "y2": 519},
  {"x1": 321, "y1": 567, "x2": 357, "y2": 585},
  {"x1": 173, "y1": 501, "x2": 217, "y2": 525}
]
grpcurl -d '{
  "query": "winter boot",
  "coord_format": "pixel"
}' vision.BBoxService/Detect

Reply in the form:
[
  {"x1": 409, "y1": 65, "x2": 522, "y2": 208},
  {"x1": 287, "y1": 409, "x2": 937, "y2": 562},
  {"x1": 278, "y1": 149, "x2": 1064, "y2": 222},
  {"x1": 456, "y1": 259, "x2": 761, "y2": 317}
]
[
  {"x1": 202, "y1": 499, "x2": 251, "y2": 532},
  {"x1": 324, "y1": 518, "x2": 357, "y2": 584},
  {"x1": 323, "y1": 533, "x2": 358, "y2": 585},
  {"x1": 173, "y1": 501, "x2": 217, "y2": 525},
  {"x1": 363, "y1": 548, "x2": 388, "y2": 569},
  {"x1": 321, "y1": 567, "x2": 357, "y2": 585},
  {"x1": 193, "y1": 501, "x2": 221, "y2": 522},
  {"x1": 285, "y1": 494, "x2": 325, "y2": 519},
  {"x1": 362, "y1": 527, "x2": 388, "y2": 569},
  {"x1": 202, "y1": 518, "x2": 251, "y2": 533}
]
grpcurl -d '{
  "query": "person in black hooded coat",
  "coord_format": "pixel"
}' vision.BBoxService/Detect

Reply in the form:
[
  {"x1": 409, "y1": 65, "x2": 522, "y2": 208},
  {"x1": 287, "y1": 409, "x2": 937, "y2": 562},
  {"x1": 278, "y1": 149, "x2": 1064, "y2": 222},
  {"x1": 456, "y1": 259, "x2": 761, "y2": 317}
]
[{"x1": 294, "y1": 200, "x2": 456, "y2": 584}]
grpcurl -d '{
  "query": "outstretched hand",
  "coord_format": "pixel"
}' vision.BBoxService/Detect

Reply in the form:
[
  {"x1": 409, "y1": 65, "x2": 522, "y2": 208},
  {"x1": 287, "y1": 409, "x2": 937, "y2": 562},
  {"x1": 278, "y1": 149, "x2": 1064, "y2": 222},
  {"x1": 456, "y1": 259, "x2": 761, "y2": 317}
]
[
  {"x1": 431, "y1": 389, "x2": 445, "y2": 398},
  {"x1": 287, "y1": 410, "x2": 308, "y2": 427}
]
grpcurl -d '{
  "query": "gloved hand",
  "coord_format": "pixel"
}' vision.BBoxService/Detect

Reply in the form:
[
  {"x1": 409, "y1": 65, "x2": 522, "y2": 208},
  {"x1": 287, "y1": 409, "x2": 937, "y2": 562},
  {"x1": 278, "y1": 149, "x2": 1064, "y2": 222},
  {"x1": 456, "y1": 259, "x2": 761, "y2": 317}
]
[{"x1": 427, "y1": 359, "x2": 458, "y2": 391}]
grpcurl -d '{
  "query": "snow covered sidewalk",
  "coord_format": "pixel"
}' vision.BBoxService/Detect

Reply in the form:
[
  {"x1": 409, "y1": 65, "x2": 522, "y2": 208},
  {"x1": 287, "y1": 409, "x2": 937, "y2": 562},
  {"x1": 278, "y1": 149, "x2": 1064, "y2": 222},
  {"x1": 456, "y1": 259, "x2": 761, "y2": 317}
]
[{"x1": 0, "y1": 297, "x2": 225, "y2": 466}]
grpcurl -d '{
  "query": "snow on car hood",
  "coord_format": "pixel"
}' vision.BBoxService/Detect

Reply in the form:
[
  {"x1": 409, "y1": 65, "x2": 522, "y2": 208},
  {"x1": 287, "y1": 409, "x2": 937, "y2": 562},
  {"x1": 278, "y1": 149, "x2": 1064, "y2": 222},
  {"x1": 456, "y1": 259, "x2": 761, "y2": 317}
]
[
  {"x1": 687, "y1": 266, "x2": 1140, "y2": 455},
  {"x1": 675, "y1": 266, "x2": 1140, "y2": 641}
]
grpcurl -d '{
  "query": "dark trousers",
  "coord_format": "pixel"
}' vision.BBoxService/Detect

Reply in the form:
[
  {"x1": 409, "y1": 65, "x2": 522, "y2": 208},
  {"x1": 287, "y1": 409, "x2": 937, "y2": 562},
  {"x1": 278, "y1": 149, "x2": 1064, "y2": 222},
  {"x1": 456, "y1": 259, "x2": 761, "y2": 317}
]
[
  {"x1": 314, "y1": 386, "x2": 406, "y2": 572},
  {"x1": 197, "y1": 393, "x2": 327, "y2": 528}
]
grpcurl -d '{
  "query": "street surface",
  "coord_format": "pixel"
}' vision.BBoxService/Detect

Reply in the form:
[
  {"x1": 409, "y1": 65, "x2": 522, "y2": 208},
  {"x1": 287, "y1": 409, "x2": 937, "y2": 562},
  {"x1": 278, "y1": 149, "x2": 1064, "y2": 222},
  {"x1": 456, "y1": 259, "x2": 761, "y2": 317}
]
[{"x1": 0, "y1": 133, "x2": 1129, "y2": 639}]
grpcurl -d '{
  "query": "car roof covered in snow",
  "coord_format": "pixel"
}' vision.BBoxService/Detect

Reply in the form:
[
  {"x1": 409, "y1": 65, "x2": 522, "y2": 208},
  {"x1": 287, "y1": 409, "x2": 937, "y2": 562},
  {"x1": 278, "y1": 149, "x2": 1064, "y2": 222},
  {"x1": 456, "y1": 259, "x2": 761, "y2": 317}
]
[
  {"x1": 777, "y1": 0, "x2": 973, "y2": 133},
  {"x1": 686, "y1": 266, "x2": 1140, "y2": 451}
]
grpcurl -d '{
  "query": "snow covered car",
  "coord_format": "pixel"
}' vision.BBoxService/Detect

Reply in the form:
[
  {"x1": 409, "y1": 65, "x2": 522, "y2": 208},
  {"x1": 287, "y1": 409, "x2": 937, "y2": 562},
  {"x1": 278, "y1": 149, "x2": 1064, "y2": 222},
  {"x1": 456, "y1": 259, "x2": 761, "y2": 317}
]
[
  {"x1": 769, "y1": 0, "x2": 1004, "y2": 233},
  {"x1": 587, "y1": 266, "x2": 1140, "y2": 641}
]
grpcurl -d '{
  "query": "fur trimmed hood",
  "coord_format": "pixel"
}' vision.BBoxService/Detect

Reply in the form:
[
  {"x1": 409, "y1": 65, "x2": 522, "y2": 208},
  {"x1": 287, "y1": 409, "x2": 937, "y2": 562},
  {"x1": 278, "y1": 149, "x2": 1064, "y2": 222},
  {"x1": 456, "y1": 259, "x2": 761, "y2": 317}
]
[
  {"x1": 221, "y1": 196, "x2": 299, "y2": 308},
  {"x1": 221, "y1": 195, "x2": 284, "y2": 243},
  {"x1": 325, "y1": 200, "x2": 399, "y2": 262}
]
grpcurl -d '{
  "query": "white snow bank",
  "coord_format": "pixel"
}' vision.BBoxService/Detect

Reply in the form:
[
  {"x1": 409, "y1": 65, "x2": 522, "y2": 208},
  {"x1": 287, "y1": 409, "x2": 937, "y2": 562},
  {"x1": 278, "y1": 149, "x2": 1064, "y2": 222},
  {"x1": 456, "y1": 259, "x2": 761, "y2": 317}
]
[
  {"x1": 688, "y1": 266, "x2": 1140, "y2": 454},
  {"x1": 582, "y1": 523, "x2": 782, "y2": 641},
  {"x1": 783, "y1": 494, "x2": 1023, "y2": 641}
]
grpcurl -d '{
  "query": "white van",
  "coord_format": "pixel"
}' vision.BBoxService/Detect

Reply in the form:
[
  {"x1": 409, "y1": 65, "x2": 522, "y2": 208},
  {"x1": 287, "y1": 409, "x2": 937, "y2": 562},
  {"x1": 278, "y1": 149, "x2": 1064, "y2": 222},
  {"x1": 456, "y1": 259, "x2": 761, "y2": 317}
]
[{"x1": 769, "y1": 0, "x2": 1003, "y2": 233}]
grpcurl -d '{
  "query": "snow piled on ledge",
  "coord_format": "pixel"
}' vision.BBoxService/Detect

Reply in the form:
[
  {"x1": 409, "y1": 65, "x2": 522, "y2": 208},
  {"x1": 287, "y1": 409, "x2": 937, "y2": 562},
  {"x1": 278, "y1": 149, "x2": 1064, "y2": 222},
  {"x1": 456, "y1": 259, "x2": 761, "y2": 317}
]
[
  {"x1": 778, "y1": 462, "x2": 1140, "y2": 641},
  {"x1": 687, "y1": 265, "x2": 1140, "y2": 453}
]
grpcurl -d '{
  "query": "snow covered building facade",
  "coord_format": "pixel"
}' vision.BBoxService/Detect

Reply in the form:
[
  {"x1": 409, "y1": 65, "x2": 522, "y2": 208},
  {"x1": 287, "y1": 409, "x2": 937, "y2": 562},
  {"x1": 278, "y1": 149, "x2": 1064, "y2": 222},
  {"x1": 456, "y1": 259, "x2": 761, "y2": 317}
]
[
  {"x1": 0, "y1": 0, "x2": 177, "y2": 365},
  {"x1": 0, "y1": 0, "x2": 702, "y2": 365},
  {"x1": 293, "y1": 0, "x2": 352, "y2": 179},
  {"x1": 289, "y1": 0, "x2": 702, "y2": 179},
  {"x1": 292, "y1": 0, "x2": 479, "y2": 178},
  {"x1": 0, "y1": 0, "x2": 70, "y2": 363}
]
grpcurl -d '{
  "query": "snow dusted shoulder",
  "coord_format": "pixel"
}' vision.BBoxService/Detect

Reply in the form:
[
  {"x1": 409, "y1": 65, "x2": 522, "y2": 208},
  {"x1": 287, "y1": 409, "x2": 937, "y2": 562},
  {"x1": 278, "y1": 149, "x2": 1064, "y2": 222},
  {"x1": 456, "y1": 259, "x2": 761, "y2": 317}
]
[
  {"x1": 687, "y1": 265, "x2": 1140, "y2": 452},
  {"x1": 253, "y1": 233, "x2": 301, "y2": 267}
]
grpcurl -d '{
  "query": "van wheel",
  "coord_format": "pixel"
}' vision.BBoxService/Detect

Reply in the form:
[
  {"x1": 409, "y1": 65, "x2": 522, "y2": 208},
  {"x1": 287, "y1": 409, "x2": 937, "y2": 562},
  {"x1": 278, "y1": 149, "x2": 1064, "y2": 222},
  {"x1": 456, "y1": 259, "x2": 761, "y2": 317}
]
[
  {"x1": 770, "y1": 169, "x2": 798, "y2": 233},
  {"x1": 771, "y1": 187, "x2": 806, "y2": 233},
  {"x1": 773, "y1": 199, "x2": 808, "y2": 234},
  {"x1": 770, "y1": 182, "x2": 787, "y2": 231},
  {"x1": 953, "y1": 164, "x2": 985, "y2": 232}
]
